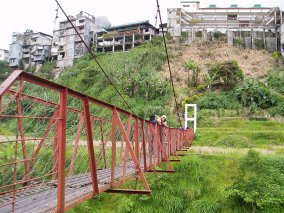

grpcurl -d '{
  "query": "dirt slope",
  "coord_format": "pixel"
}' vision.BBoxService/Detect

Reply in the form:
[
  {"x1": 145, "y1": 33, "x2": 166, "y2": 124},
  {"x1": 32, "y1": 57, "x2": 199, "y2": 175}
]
[{"x1": 160, "y1": 40, "x2": 276, "y2": 88}]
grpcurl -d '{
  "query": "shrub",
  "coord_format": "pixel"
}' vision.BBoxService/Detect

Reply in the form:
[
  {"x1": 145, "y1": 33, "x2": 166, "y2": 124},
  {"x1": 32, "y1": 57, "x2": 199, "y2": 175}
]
[
  {"x1": 267, "y1": 68, "x2": 284, "y2": 94},
  {"x1": 233, "y1": 37, "x2": 245, "y2": 48},
  {"x1": 182, "y1": 95, "x2": 201, "y2": 111},
  {"x1": 196, "y1": 92, "x2": 241, "y2": 110},
  {"x1": 269, "y1": 101, "x2": 284, "y2": 116},
  {"x1": 254, "y1": 38, "x2": 264, "y2": 49},
  {"x1": 0, "y1": 61, "x2": 13, "y2": 81},
  {"x1": 227, "y1": 150, "x2": 284, "y2": 212},
  {"x1": 273, "y1": 51, "x2": 280, "y2": 62},
  {"x1": 213, "y1": 31, "x2": 222, "y2": 40},
  {"x1": 38, "y1": 61, "x2": 55, "y2": 80},
  {"x1": 236, "y1": 79, "x2": 277, "y2": 109},
  {"x1": 208, "y1": 60, "x2": 244, "y2": 90}
]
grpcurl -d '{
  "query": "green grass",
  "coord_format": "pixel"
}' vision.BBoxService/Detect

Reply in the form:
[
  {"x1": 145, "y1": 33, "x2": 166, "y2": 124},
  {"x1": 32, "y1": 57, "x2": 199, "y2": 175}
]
[
  {"x1": 195, "y1": 118, "x2": 284, "y2": 148},
  {"x1": 69, "y1": 152, "x2": 284, "y2": 213},
  {"x1": 69, "y1": 154, "x2": 240, "y2": 213}
]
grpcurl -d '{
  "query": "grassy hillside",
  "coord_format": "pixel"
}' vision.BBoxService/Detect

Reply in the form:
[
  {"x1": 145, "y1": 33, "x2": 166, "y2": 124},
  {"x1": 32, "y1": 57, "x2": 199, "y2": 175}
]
[{"x1": 57, "y1": 38, "x2": 181, "y2": 126}]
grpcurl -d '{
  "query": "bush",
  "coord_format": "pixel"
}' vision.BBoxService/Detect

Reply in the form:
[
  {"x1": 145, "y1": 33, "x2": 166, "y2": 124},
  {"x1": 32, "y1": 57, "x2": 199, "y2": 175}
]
[
  {"x1": 208, "y1": 60, "x2": 244, "y2": 90},
  {"x1": 182, "y1": 94, "x2": 202, "y2": 110},
  {"x1": 273, "y1": 51, "x2": 280, "y2": 62},
  {"x1": 38, "y1": 61, "x2": 55, "y2": 80},
  {"x1": 267, "y1": 68, "x2": 284, "y2": 95},
  {"x1": 0, "y1": 61, "x2": 13, "y2": 81},
  {"x1": 254, "y1": 38, "x2": 264, "y2": 49},
  {"x1": 233, "y1": 37, "x2": 245, "y2": 48},
  {"x1": 269, "y1": 101, "x2": 284, "y2": 116},
  {"x1": 213, "y1": 31, "x2": 222, "y2": 40},
  {"x1": 196, "y1": 92, "x2": 241, "y2": 110},
  {"x1": 236, "y1": 79, "x2": 277, "y2": 109},
  {"x1": 227, "y1": 150, "x2": 284, "y2": 212}
]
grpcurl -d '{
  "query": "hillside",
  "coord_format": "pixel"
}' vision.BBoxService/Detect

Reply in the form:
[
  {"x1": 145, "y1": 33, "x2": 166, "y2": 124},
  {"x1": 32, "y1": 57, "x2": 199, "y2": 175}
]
[{"x1": 161, "y1": 40, "x2": 275, "y2": 89}]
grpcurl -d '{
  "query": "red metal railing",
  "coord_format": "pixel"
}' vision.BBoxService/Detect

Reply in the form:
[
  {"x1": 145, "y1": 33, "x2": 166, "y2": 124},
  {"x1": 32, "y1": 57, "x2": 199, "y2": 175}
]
[{"x1": 0, "y1": 70, "x2": 194, "y2": 212}]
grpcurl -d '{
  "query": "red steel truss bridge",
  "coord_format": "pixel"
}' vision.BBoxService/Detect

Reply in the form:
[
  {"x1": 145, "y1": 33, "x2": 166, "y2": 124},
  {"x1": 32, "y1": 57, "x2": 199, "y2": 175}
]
[{"x1": 0, "y1": 71, "x2": 194, "y2": 212}]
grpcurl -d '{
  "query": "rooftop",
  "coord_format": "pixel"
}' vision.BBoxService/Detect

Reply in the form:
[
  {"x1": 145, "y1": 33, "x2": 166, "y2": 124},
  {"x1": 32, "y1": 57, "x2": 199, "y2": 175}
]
[{"x1": 103, "y1": 20, "x2": 154, "y2": 32}]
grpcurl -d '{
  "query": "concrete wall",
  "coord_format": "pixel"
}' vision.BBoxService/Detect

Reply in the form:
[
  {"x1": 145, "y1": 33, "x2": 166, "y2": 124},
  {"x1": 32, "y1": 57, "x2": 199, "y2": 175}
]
[{"x1": 281, "y1": 23, "x2": 284, "y2": 54}]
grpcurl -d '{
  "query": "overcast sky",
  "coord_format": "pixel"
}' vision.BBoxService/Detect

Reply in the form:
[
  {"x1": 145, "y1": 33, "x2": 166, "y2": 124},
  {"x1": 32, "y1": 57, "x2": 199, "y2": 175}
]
[{"x1": 1, "y1": 0, "x2": 283, "y2": 50}]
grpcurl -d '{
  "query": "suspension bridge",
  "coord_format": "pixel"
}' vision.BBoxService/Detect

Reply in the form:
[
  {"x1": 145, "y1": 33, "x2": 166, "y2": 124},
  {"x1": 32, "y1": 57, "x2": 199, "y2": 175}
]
[{"x1": 0, "y1": 71, "x2": 194, "y2": 212}]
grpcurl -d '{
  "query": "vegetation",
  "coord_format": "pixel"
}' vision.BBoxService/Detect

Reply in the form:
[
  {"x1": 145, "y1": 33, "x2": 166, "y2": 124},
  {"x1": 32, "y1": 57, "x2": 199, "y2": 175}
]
[
  {"x1": 58, "y1": 38, "x2": 175, "y2": 123},
  {"x1": 233, "y1": 38, "x2": 245, "y2": 48},
  {"x1": 184, "y1": 60, "x2": 200, "y2": 87},
  {"x1": 227, "y1": 150, "x2": 284, "y2": 212},
  {"x1": 254, "y1": 39, "x2": 265, "y2": 50},
  {"x1": 208, "y1": 60, "x2": 244, "y2": 90},
  {"x1": 38, "y1": 61, "x2": 55, "y2": 79},
  {"x1": 70, "y1": 151, "x2": 284, "y2": 213},
  {"x1": 236, "y1": 79, "x2": 277, "y2": 110},
  {"x1": 273, "y1": 51, "x2": 280, "y2": 63},
  {"x1": 0, "y1": 60, "x2": 13, "y2": 81},
  {"x1": 1, "y1": 30, "x2": 284, "y2": 212}
]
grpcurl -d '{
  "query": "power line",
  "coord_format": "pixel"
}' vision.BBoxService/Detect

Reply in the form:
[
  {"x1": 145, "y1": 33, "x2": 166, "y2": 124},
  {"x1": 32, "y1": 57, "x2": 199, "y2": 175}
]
[
  {"x1": 155, "y1": 0, "x2": 182, "y2": 127},
  {"x1": 54, "y1": 0, "x2": 135, "y2": 114}
]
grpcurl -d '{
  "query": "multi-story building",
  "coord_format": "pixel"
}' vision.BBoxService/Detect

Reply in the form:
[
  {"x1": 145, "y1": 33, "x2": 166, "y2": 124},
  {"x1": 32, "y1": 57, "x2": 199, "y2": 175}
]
[
  {"x1": 9, "y1": 30, "x2": 52, "y2": 67},
  {"x1": 51, "y1": 11, "x2": 110, "y2": 68},
  {"x1": 0, "y1": 49, "x2": 9, "y2": 62},
  {"x1": 281, "y1": 22, "x2": 284, "y2": 54},
  {"x1": 167, "y1": 1, "x2": 283, "y2": 51},
  {"x1": 94, "y1": 20, "x2": 158, "y2": 53}
]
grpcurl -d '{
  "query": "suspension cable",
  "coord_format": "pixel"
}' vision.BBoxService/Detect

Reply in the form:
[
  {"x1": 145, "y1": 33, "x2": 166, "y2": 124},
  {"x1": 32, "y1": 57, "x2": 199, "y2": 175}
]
[
  {"x1": 54, "y1": 0, "x2": 134, "y2": 114},
  {"x1": 155, "y1": 0, "x2": 182, "y2": 127}
]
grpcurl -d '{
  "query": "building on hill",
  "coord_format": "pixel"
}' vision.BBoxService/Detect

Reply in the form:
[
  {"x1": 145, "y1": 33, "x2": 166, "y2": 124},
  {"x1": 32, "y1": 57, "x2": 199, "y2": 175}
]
[
  {"x1": 167, "y1": 1, "x2": 283, "y2": 52},
  {"x1": 93, "y1": 20, "x2": 158, "y2": 53},
  {"x1": 280, "y1": 14, "x2": 284, "y2": 55},
  {"x1": 0, "y1": 49, "x2": 9, "y2": 62},
  {"x1": 8, "y1": 30, "x2": 52, "y2": 68},
  {"x1": 51, "y1": 11, "x2": 110, "y2": 68}
]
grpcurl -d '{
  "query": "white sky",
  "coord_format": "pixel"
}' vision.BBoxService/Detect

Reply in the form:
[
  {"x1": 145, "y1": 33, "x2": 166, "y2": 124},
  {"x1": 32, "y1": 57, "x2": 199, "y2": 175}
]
[{"x1": 1, "y1": 0, "x2": 283, "y2": 50}]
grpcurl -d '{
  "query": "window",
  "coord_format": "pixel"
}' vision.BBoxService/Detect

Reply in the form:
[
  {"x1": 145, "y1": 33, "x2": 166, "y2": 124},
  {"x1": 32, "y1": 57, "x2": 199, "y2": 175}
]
[{"x1": 227, "y1": 15, "x2": 237, "y2": 20}]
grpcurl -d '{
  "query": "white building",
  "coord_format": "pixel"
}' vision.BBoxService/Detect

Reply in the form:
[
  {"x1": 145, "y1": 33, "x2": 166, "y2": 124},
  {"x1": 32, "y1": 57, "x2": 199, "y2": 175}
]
[
  {"x1": 167, "y1": 1, "x2": 283, "y2": 51},
  {"x1": 0, "y1": 49, "x2": 9, "y2": 62}
]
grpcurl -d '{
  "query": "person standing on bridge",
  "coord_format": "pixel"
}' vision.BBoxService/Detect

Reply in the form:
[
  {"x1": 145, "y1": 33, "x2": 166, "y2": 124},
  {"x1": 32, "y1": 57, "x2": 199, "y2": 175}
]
[
  {"x1": 161, "y1": 115, "x2": 168, "y2": 127},
  {"x1": 150, "y1": 113, "x2": 158, "y2": 124},
  {"x1": 149, "y1": 113, "x2": 158, "y2": 152}
]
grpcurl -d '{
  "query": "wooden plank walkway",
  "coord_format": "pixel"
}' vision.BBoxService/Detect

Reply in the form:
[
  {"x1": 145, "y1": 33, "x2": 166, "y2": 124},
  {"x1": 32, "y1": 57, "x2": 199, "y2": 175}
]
[{"x1": 0, "y1": 159, "x2": 146, "y2": 213}]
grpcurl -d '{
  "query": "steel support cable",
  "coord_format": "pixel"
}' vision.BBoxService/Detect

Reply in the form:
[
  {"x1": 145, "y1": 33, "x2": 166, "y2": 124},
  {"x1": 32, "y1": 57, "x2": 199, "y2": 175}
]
[
  {"x1": 54, "y1": 0, "x2": 134, "y2": 114},
  {"x1": 155, "y1": 0, "x2": 182, "y2": 127}
]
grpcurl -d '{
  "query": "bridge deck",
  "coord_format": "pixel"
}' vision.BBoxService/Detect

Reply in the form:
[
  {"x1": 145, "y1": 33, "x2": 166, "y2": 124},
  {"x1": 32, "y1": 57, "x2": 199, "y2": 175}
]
[{"x1": 0, "y1": 160, "x2": 144, "y2": 213}]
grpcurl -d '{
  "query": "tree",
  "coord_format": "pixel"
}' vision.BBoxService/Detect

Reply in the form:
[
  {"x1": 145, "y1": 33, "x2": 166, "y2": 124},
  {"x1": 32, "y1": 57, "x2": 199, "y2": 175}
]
[
  {"x1": 184, "y1": 60, "x2": 200, "y2": 87},
  {"x1": 227, "y1": 150, "x2": 284, "y2": 212},
  {"x1": 18, "y1": 59, "x2": 25, "y2": 70}
]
